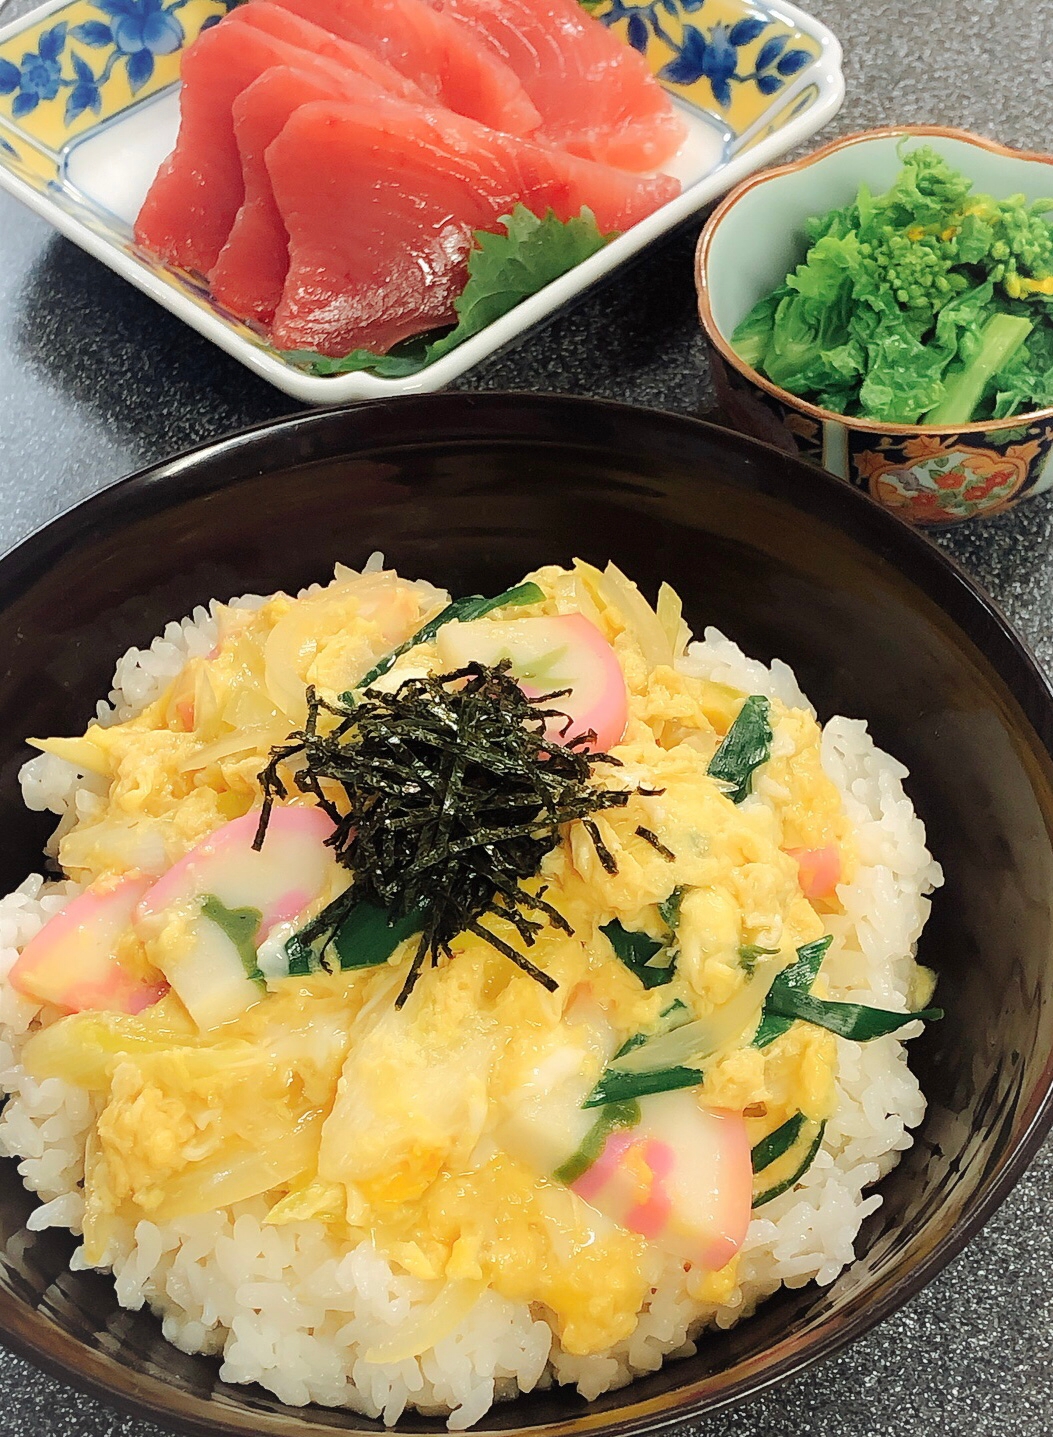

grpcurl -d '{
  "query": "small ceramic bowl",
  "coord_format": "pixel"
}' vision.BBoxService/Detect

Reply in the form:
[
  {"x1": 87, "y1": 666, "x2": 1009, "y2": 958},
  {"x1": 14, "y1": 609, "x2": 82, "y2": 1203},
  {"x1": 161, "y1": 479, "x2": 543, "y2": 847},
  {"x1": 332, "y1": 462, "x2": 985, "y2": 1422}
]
[{"x1": 695, "y1": 126, "x2": 1053, "y2": 525}]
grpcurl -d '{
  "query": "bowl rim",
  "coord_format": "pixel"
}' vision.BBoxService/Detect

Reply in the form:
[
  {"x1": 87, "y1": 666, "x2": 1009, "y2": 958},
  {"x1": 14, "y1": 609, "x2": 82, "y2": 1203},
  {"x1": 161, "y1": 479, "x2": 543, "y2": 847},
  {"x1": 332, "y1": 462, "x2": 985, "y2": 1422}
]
[
  {"x1": 695, "y1": 123, "x2": 1053, "y2": 436},
  {"x1": 1, "y1": 391, "x2": 1053, "y2": 1437}
]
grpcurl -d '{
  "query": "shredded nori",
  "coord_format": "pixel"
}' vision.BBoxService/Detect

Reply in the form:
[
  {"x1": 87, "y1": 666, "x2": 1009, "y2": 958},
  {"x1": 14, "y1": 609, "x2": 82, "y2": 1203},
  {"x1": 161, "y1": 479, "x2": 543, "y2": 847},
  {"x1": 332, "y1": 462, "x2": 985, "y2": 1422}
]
[
  {"x1": 256, "y1": 661, "x2": 632, "y2": 1004},
  {"x1": 635, "y1": 825, "x2": 675, "y2": 861}
]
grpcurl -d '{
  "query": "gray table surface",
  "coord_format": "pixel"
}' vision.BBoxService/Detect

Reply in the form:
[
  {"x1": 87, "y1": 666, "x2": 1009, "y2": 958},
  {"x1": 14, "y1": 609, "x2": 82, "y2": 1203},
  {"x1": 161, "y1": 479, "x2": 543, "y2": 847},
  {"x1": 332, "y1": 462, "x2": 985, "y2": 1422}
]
[{"x1": 1, "y1": 0, "x2": 1052, "y2": 1431}]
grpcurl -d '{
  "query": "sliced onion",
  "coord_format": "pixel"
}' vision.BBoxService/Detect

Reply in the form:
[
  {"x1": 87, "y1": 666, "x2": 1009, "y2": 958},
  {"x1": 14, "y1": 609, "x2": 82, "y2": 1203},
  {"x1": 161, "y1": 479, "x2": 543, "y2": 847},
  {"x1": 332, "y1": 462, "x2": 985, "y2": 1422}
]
[
  {"x1": 656, "y1": 582, "x2": 692, "y2": 661},
  {"x1": 609, "y1": 952, "x2": 786, "y2": 1074},
  {"x1": 177, "y1": 725, "x2": 288, "y2": 773},
  {"x1": 598, "y1": 562, "x2": 673, "y2": 672},
  {"x1": 149, "y1": 1108, "x2": 325, "y2": 1221},
  {"x1": 363, "y1": 1279, "x2": 486, "y2": 1364},
  {"x1": 28, "y1": 734, "x2": 109, "y2": 775}
]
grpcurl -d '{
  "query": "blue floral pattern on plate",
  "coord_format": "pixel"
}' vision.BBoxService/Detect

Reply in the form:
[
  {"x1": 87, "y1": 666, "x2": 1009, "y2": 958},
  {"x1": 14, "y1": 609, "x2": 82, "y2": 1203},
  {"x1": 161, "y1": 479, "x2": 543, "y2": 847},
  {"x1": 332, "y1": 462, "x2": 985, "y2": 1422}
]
[
  {"x1": 596, "y1": 0, "x2": 812, "y2": 109},
  {"x1": 0, "y1": 0, "x2": 227, "y2": 125}
]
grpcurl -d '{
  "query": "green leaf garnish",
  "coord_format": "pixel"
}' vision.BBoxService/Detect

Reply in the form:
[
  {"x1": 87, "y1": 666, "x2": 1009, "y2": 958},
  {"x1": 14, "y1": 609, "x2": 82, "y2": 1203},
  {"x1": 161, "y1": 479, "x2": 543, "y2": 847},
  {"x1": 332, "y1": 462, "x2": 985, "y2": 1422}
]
[
  {"x1": 765, "y1": 990, "x2": 944, "y2": 1041},
  {"x1": 657, "y1": 885, "x2": 685, "y2": 930},
  {"x1": 739, "y1": 942, "x2": 779, "y2": 976},
  {"x1": 282, "y1": 206, "x2": 614, "y2": 379},
  {"x1": 201, "y1": 894, "x2": 265, "y2": 986},
  {"x1": 602, "y1": 886, "x2": 684, "y2": 991},
  {"x1": 332, "y1": 901, "x2": 425, "y2": 971},
  {"x1": 753, "y1": 934, "x2": 941, "y2": 1045},
  {"x1": 584, "y1": 1064, "x2": 702, "y2": 1108},
  {"x1": 752, "y1": 1120, "x2": 826, "y2": 1207},
  {"x1": 750, "y1": 1112, "x2": 805, "y2": 1172},
  {"x1": 753, "y1": 936, "x2": 831, "y2": 1048},
  {"x1": 601, "y1": 919, "x2": 674, "y2": 989},
  {"x1": 707, "y1": 695, "x2": 772, "y2": 803},
  {"x1": 554, "y1": 1100, "x2": 640, "y2": 1184}
]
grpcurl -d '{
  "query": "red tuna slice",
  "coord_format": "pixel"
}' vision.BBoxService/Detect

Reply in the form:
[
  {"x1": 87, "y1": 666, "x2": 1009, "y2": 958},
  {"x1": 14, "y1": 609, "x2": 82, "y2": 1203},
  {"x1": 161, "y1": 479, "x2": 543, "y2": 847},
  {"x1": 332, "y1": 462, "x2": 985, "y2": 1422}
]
[
  {"x1": 226, "y1": 1, "x2": 429, "y2": 105},
  {"x1": 135, "y1": 19, "x2": 380, "y2": 276},
  {"x1": 136, "y1": 22, "x2": 300, "y2": 275},
  {"x1": 212, "y1": 66, "x2": 360, "y2": 325},
  {"x1": 428, "y1": 0, "x2": 686, "y2": 172},
  {"x1": 265, "y1": 98, "x2": 681, "y2": 357},
  {"x1": 271, "y1": 0, "x2": 540, "y2": 136},
  {"x1": 136, "y1": 12, "x2": 415, "y2": 279}
]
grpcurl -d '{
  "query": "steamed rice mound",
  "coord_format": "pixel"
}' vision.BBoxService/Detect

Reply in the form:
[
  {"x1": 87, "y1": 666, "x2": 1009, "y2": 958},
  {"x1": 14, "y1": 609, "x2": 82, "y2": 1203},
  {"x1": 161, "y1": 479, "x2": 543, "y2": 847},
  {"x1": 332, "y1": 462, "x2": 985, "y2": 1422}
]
[{"x1": 0, "y1": 560, "x2": 941, "y2": 1427}]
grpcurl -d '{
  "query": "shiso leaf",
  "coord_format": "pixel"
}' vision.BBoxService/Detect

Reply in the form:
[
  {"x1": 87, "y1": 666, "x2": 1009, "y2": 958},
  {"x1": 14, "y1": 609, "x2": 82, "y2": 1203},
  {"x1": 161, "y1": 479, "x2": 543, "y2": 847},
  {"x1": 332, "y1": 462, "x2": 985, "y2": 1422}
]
[{"x1": 282, "y1": 207, "x2": 614, "y2": 379}]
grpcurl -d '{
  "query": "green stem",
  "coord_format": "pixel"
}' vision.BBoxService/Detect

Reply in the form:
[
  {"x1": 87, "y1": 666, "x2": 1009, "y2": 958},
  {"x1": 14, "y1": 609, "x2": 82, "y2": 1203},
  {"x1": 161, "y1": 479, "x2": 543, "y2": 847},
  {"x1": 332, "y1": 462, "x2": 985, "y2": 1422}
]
[{"x1": 925, "y1": 313, "x2": 1032, "y2": 426}]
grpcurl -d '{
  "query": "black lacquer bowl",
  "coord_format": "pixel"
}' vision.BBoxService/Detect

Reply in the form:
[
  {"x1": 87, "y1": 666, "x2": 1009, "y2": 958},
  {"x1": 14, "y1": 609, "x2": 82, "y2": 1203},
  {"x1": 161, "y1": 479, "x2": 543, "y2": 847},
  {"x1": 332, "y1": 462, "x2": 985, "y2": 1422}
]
[{"x1": 0, "y1": 393, "x2": 1051, "y2": 1437}]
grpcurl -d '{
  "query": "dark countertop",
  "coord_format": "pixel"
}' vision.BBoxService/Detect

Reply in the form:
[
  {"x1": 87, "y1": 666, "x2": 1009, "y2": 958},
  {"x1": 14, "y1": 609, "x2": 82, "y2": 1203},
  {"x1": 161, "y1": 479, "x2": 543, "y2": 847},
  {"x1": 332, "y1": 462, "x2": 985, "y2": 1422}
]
[{"x1": 2, "y1": 0, "x2": 1052, "y2": 1432}]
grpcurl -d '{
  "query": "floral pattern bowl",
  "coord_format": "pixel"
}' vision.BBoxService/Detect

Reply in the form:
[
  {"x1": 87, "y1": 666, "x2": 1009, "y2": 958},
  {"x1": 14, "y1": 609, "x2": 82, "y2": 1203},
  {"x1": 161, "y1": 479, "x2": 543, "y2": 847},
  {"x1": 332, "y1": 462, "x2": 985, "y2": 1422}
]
[{"x1": 695, "y1": 126, "x2": 1053, "y2": 526}]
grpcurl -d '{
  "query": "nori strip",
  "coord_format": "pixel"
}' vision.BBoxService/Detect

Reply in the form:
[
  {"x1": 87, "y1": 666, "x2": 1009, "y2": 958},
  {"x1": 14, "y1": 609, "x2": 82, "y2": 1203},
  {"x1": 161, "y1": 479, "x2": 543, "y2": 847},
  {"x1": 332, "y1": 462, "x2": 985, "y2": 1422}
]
[{"x1": 258, "y1": 661, "x2": 633, "y2": 1004}]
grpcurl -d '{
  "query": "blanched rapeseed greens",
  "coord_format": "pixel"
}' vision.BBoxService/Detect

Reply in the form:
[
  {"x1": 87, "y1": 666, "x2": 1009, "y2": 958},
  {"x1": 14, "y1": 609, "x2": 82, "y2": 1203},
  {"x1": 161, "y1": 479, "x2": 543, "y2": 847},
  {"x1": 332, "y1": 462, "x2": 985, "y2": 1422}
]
[{"x1": 732, "y1": 144, "x2": 1053, "y2": 425}]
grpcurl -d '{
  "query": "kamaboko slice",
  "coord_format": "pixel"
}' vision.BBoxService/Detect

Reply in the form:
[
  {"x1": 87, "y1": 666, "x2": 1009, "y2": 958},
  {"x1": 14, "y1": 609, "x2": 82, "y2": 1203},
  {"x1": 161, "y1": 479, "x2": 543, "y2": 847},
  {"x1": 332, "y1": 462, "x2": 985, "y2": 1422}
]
[
  {"x1": 270, "y1": 0, "x2": 540, "y2": 136},
  {"x1": 427, "y1": 0, "x2": 685, "y2": 172},
  {"x1": 265, "y1": 97, "x2": 681, "y2": 357},
  {"x1": 213, "y1": 56, "x2": 404, "y2": 323},
  {"x1": 136, "y1": 17, "x2": 410, "y2": 276}
]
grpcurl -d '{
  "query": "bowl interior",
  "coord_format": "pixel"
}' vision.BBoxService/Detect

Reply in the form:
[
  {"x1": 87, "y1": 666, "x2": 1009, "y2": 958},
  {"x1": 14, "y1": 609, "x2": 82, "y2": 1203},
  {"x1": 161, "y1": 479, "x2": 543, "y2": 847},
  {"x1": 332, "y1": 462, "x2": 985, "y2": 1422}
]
[
  {"x1": 1, "y1": 395, "x2": 1052, "y2": 1437},
  {"x1": 704, "y1": 131, "x2": 1053, "y2": 343}
]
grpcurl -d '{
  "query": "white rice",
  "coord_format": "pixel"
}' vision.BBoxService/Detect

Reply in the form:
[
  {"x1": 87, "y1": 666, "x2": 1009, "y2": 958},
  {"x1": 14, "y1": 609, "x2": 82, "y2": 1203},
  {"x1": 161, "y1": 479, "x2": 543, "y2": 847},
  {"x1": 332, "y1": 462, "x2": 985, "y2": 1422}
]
[{"x1": 0, "y1": 591, "x2": 942, "y2": 1427}]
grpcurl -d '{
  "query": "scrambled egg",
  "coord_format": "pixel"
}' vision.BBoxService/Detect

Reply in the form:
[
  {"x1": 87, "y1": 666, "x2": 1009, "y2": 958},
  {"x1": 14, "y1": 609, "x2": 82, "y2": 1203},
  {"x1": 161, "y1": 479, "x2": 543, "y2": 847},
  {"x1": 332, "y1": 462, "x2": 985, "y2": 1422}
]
[{"x1": 25, "y1": 561, "x2": 852, "y2": 1356}]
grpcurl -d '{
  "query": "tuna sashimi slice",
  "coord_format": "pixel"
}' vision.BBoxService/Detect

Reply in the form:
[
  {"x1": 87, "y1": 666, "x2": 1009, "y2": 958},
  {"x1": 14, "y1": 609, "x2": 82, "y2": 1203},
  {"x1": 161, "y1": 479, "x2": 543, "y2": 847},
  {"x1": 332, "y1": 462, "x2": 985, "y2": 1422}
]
[
  {"x1": 428, "y1": 0, "x2": 686, "y2": 172},
  {"x1": 135, "y1": 14, "x2": 411, "y2": 278},
  {"x1": 271, "y1": 0, "x2": 541, "y2": 136},
  {"x1": 226, "y1": 2, "x2": 429, "y2": 105},
  {"x1": 135, "y1": 22, "x2": 304, "y2": 275},
  {"x1": 265, "y1": 98, "x2": 680, "y2": 357},
  {"x1": 212, "y1": 66, "x2": 357, "y2": 325}
]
